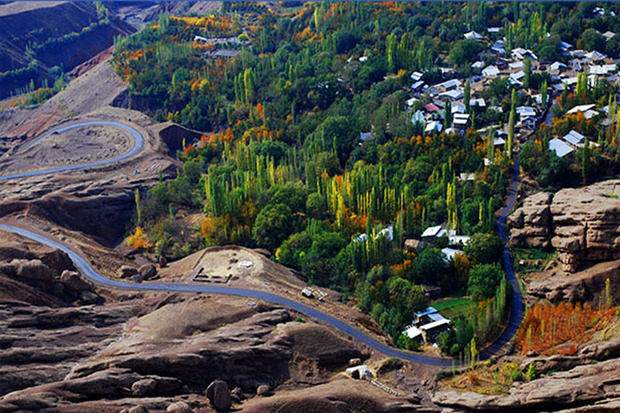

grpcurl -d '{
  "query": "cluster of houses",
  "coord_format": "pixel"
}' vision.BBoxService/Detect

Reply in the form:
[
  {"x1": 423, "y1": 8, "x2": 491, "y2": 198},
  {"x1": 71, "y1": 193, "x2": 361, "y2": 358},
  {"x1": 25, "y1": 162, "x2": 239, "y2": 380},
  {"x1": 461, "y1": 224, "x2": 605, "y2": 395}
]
[
  {"x1": 549, "y1": 127, "x2": 598, "y2": 158},
  {"x1": 194, "y1": 35, "x2": 245, "y2": 58},
  {"x1": 357, "y1": 24, "x2": 620, "y2": 163},
  {"x1": 402, "y1": 306, "x2": 451, "y2": 344}
]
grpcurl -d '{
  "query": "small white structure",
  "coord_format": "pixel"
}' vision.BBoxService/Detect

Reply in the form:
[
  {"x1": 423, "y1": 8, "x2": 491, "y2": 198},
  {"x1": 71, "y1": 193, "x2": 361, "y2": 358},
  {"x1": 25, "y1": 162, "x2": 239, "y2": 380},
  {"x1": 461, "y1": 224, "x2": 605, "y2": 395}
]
[
  {"x1": 509, "y1": 61, "x2": 524, "y2": 70},
  {"x1": 482, "y1": 65, "x2": 500, "y2": 77},
  {"x1": 566, "y1": 104, "x2": 596, "y2": 115},
  {"x1": 459, "y1": 172, "x2": 475, "y2": 181},
  {"x1": 425, "y1": 121, "x2": 443, "y2": 134},
  {"x1": 435, "y1": 79, "x2": 462, "y2": 91},
  {"x1": 440, "y1": 89, "x2": 464, "y2": 100},
  {"x1": 516, "y1": 106, "x2": 537, "y2": 118},
  {"x1": 403, "y1": 325, "x2": 423, "y2": 341},
  {"x1": 472, "y1": 61, "x2": 485, "y2": 70},
  {"x1": 453, "y1": 113, "x2": 470, "y2": 130},
  {"x1": 470, "y1": 98, "x2": 486, "y2": 107},
  {"x1": 411, "y1": 110, "x2": 425, "y2": 125},
  {"x1": 404, "y1": 307, "x2": 452, "y2": 343},
  {"x1": 563, "y1": 130, "x2": 586, "y2": 146},
  {"x1": 421, "y1": 225, "x2": 443, "y2": 238},
  {"x1": 411, "y1": 80, "x2": 425, "y2": 90},
  {"x1": 346, "y1": 365, "x2": 372, "y2": 380},
  {"x1": 550, "y1": 61, "x2": 568, "y2": 72},
  {"x1": 441, "y1": 247, "x2": 462, "y2": 262},
  {"x1": 549, "y1": 138, "x2": 574, "y2": 158},
  {"x1": 410, "y1": 71, "x2": 423, "y2": 81},
  {"x1": 464, "y1": 31, "x2": 483, "y2": 41},
  {"x1": 377, "y1": 226, "x2": 394, "y2": 242}
]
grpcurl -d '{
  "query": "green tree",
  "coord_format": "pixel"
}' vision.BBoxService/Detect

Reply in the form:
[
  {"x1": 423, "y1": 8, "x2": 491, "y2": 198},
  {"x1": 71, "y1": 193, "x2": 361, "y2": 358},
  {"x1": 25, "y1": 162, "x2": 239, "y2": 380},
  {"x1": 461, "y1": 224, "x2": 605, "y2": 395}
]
[
  {"x1": 415, "y1": 248, "x2": 446, "y2": 284},
  {"x1": 276, "y1": 231, "x2": 312, "y2": 269},
  {"x1": 464, "y1": 79, "x2": 471, "y2": 112},
  {"x1": 252, "y1": 203, "x2": 295, "y2": 250},
  {"x1": 468, "y1": 263, "x2": 504, "y2": 301},
  {"x1": 463, "y1": 233, "x2": 504, "y2": 264},
  {"x1": 524, "y1": 57, "x2": 531, "y2": 89}
]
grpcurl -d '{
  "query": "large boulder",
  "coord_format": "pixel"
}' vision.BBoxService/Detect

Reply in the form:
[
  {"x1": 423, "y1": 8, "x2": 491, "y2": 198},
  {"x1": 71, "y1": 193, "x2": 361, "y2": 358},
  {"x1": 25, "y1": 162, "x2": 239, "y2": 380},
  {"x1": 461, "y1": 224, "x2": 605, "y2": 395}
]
[
  {"x1": 60, "y1": 270, "x2": 94, "y2": 295},
  {"x1": 139, "y1": 264, "x2": 157, "y2": 280},
  {"x1": 166, "y1": 401, "x2": 192, "y2": 413},
  {"x1": 509, "y1": 180, "x2": 620, "y2": 272},
  {"x1": 206, "y1": 379, "x2": 232, "y2": 411},
  {"x1": 131, "y1": 378, "x2": 157, "y2": 397},
  {"x1": 11, "y1": 259, "x2": 54, "y2": 283},
  {"x1": 119, "y1": 265, "x2": 138, "y2": 278}
]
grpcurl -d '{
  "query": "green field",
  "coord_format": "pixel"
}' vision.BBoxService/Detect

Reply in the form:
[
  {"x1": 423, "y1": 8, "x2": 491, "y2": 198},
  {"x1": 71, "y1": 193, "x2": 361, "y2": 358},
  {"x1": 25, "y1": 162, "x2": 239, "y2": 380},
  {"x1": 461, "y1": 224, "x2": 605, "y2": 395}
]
[{"x1": 431, "y1": 298, "x2": 475, "y2": 320}]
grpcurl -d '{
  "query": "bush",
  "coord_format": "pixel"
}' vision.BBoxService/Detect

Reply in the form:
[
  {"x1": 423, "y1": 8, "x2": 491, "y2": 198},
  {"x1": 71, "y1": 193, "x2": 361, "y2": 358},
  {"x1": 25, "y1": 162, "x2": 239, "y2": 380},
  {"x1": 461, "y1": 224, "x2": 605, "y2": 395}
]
[
  {"x1": 510, "y1": 368, "x2": 523, "y2": 382},
  {"x1": 525, "y1": 364, "x2": 537, "y2": 381}
]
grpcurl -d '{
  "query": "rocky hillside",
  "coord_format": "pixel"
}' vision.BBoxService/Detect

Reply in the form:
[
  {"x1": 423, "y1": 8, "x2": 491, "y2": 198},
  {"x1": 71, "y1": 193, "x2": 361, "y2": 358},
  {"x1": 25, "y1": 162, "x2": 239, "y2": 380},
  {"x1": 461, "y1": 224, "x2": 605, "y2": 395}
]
[
  {"x1": 0, "y1": 231, "x2": 429, "y2": 413},
  {"x1": 508, "y1": 180, "x2": 620, "y2": 272},
  {"x1": 0, "y1": 1, "x2": 135, "y2": 98}
]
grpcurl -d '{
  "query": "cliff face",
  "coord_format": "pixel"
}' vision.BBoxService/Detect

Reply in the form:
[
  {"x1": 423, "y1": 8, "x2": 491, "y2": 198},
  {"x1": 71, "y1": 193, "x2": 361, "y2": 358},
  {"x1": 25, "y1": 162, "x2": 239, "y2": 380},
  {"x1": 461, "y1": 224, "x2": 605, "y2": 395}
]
[{"x1": 508, "y1": 180, "x2": 620, "y2": 272}]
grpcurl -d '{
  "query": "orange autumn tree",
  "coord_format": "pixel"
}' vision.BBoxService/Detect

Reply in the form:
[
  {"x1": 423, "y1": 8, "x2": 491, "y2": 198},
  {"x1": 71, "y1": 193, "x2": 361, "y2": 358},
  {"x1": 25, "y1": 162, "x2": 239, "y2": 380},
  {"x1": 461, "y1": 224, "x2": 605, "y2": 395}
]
[{"x1": 516, "y1": 300, "x2": 616, "y2": 355}]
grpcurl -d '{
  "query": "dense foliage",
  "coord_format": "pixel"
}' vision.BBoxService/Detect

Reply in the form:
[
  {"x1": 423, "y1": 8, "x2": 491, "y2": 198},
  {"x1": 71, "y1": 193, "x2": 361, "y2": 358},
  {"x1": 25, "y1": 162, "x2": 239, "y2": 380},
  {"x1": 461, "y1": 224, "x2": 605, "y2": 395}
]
[{"x1": 112, "y1": 1, "x2": 620, "y2": 355}]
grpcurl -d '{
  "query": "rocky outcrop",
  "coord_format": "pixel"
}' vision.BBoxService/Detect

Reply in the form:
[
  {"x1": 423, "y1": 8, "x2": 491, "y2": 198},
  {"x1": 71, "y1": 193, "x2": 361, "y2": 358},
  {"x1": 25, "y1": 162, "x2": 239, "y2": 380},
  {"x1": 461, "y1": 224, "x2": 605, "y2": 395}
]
[
  {"x1": 433, "y1": 358, "x2": 620, "y2": 411},
  {"x1": 206, "y1": 379, "x2": 232, "y2": 411},
  {"x1": 527, "y1": 259, "x2": 620, "y2": 303},
  {"x1": 509, "y1": 191, "x2": 554, "y2": 249},
  {"x1": 509, "y1": 180, "x2": 620, "y2": 272}
]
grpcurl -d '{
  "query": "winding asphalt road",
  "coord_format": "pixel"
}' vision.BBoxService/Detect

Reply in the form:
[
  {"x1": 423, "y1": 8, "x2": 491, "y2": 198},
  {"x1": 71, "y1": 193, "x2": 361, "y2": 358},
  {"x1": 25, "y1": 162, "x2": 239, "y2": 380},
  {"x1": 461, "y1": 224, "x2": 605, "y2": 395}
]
[
  {"x1": 0, "y1": 121, "x2": 524, "y2": 367},
  {"x1": 0, "y1": 121, "x2": 144, "y2": 181}
]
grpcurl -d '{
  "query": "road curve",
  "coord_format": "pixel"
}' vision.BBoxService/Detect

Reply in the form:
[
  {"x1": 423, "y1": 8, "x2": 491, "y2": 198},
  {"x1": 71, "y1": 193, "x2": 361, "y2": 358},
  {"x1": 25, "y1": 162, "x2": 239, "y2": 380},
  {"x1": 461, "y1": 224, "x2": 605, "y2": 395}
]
[
  {"x1": 0, "y1": 121, "x2": 524, "y2": 367},
  {"x1": 0, "y1": 223, "x2": 454, "y2": 367},
  {"x1": 0, "y1": 121, "x2": 144, "y2": 181}
]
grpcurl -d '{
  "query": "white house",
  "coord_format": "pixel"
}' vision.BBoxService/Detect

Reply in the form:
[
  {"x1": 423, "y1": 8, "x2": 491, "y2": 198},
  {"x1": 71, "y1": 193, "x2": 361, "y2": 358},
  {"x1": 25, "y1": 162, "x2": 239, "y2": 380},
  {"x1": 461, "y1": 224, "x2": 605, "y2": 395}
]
[
  {"x1": 411, "y1": 71, "x2": 423, "y2": 81},
  {"x1": 464, "y1": 31, "x2": 483, "y2": 41},
  {"x1": 549, "y1": 138, "x2": 574, "y2": 158},
  {"x1": 470, "y1": 98, "x2": 486, "y2": 107},
  {"x1": 346, "y1": 365, "x2": 372, "y2": 380},
  {"x1": 440, "y1": 89, "x2": 464, "y2": 101},
  {"x1": 453, "y1": 113, "x2": 470, "y2": 130},
  {"x1": 421, "y1": 225, "x2": 443, "y2": 238},
  {"x1": 563, "y1": 130, "x2": 586, "y2": 146},
  {"x1": 566, "y1": 104, "x2": 596, "y2": 115},
  {"x1": 509, "y1": 61, "x2": 525, "y2": 70},
  {"x1": 519, "y1": 116, "x2": 537, "y2": 130},
  {"x1": 549, "y1": 61, "x2": 568, "y2": 72},
  {"x1": 411, "y1": 80, "x2": 425, "y2": 90},
  {"x1": 411, "y1": 110, "x2": 425, "y2": 124},
  {"x1": 425, "y1": 121, "x2": 443, "y2": 134},
  {"x1": 516, "y1": 106, "x2": 537, "y2": 118},
  {"x1": 482, "y1": 65, "x2": 500, "y2": 77},
  {"x1": 451, "y1": 101, "x2": 466, "y2": 114}
]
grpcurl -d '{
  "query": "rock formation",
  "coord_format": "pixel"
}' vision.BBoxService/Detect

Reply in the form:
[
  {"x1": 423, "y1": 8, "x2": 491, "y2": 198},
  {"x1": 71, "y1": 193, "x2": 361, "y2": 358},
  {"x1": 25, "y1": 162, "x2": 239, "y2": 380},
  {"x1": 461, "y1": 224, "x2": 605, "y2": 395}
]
[
  {"x1": 433, "y1": 358, "x2": 620, "y2": 411},
  {"x1": 509, "y1": 180, "x2": 620, "y2": 272}
]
